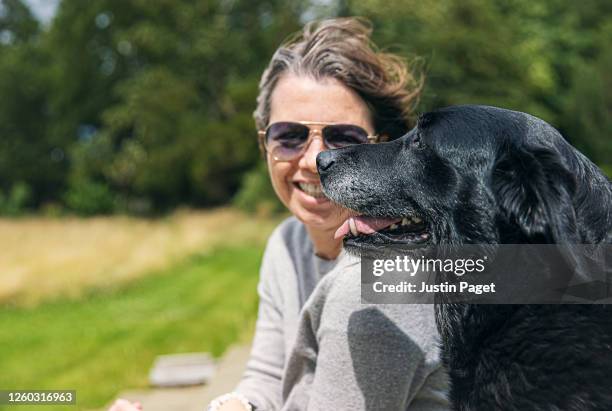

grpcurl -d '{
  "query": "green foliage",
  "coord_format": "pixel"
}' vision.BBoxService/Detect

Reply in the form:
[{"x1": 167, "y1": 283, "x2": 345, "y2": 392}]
[
  {"x1": 0, "y1": 245, "x2": 262, "y2": 409},
  {"x1": 0, "y1": 42, "x2": 63, "y2": 207},
  {"x1": 0, "y1": 181, "x2": 32, "y2": 216},
  {"x1": 0, "y1": 0, "x2": 609, "y2": 214},
  {"x1": 345, "y1": 0, "x2": 612, "y2": 165},
  {"x1": 558, "y1": 21, "x2": 612, "y2": 169},
  {"x1": 233, "y1": 161, "x2": 285, "y2": 215},
  {"x1": 44, "y1": 0, "x2": 305, "y2": 212},
  {"x1": 0, "y1": 0, "x2": 40, "y2": 43},
  {"x1": 64, "y1": 179, "x2": 115, "y2": 215}
]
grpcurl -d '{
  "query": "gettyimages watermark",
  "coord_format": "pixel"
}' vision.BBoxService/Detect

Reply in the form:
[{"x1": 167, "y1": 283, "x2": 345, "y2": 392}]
[{"x1": 360, "y1": 244, "x2": 612, "y2": 304}]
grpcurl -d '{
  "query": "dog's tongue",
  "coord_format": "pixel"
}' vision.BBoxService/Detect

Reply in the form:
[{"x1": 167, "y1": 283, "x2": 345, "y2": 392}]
[{"x1": 334, "y1": 216, "x2": 401, "y2": 239}]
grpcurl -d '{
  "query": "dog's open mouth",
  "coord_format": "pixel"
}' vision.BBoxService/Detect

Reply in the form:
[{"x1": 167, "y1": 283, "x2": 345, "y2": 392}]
[{"x1": 335, "y1": 214, "x2": 430, "y2": 247}]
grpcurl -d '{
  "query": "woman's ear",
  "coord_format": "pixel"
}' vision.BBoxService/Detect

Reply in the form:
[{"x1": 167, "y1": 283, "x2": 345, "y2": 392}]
[{"x1": 491, "y1": 141, "x2": 578, "y2": 244}]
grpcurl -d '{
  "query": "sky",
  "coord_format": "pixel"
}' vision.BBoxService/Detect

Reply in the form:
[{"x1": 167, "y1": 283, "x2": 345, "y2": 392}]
[
  {"x1": 20, "y1": 0, "x2": 338, "y2": 26},
  {"x1": 22, "y1": 0, "x2": 59, "y2": 25}
]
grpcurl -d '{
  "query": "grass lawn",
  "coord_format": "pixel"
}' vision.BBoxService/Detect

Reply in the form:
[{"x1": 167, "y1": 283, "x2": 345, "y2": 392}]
[
  {"x1": 0, "y1": 245, "x2": 262, "y2": 411},
  {"x1": 0, "y1": 208, "x2": 280, "y2": 304}
]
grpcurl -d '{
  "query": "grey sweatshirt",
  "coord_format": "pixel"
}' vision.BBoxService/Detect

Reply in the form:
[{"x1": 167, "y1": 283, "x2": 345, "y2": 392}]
[
  {"x1": 235, "y1": 217, "x2": 449, "y2": 410},
  {"x1": 281, "y1": 255, "x2": 450, "y2": 410},
  {"x1": 236, "y1": 217, "x2": 339, "y2": 410}
]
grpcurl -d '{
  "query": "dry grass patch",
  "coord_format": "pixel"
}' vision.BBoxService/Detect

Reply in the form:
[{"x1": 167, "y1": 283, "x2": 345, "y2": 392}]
[{"x1": 0, "y1": 208, "x2": 283, "y2": 305}]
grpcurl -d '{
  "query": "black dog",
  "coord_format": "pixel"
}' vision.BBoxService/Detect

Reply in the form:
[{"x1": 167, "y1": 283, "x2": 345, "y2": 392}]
[{"x1": 317, "y1": 105, "x2": 612, "y2": 410}]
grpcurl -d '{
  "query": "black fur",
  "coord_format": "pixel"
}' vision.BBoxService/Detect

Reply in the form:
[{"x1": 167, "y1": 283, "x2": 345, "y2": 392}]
[{"x1": 317, "y1": 105, "x2": 612, "y2": 410}]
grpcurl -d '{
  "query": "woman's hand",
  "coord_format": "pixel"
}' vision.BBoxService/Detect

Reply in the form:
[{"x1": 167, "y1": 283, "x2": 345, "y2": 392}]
[{"x1": 108, "y1": 399, "x2": 142, "y2": 411}]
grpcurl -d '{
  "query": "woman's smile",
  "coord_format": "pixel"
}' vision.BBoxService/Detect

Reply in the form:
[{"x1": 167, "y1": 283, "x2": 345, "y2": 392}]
[{"x1": 295, "y1": 181, "x2": 326, "y2": 199}]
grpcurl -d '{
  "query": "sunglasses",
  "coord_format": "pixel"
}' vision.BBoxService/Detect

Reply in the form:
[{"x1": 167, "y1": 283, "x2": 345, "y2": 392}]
[{"x1": 258, "y1": 121, "x2": 379, "y2": 161}]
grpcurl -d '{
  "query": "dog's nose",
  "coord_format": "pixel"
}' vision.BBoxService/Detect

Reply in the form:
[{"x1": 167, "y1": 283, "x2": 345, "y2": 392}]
[{"x1": 317, "y1": 150, "x2": 335, "y2": 173}]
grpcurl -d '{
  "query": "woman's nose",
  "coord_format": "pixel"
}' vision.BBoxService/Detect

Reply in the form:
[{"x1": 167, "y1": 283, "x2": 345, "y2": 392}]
[{"x1": 299, "y1": 134, "x2": 326, "y2": 173}]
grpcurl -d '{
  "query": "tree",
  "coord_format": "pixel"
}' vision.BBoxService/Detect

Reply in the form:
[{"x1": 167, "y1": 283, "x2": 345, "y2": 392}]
[
  {"x1": 56, "y1": 0, "x2": 306, "y2": 211},
  {"x1": 0, "y1": 0, "x2": 57, "y2": 209},
  {"x1": 0, "y1": 0, "x2": 39, "y2": 44},
  {"x1": 344, "y1": 0, "x2": 611, "y2": 168}
]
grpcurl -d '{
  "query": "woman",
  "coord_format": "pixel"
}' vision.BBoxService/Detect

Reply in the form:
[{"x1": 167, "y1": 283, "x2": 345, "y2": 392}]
[{"x1": 110, "y1": 17, "x2": 423, "y2": 411}]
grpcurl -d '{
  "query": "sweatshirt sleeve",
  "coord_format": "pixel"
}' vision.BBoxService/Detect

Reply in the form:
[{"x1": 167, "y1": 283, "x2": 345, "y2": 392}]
[{"x1": 234, "y1": 230, "x2": 287, "y2": 411}]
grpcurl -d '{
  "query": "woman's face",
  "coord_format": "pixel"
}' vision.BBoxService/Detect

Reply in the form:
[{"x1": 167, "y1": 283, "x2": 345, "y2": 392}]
[{"x1": 266, "y1": 74, "x2": 375, "y2": 231}]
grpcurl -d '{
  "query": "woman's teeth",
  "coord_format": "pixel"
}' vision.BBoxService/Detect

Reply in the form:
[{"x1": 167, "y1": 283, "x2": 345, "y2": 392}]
[{"x1": 297, "y1": 182, "x2": 326, "y2": 198}]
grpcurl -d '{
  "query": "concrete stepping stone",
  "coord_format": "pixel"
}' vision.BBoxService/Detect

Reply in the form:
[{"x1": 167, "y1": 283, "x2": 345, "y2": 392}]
[
  {"x1": 101, "y1": 345, "x2": 251, "y2": 411},
  {"x1": 149, "y1": 352, "x2": 216, "y2": 387}
]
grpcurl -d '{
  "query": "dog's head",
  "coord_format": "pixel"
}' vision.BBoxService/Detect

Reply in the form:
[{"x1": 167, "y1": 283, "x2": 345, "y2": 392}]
[{"x1": 318, "y1": 105, "x2": 611, "y2": 252}]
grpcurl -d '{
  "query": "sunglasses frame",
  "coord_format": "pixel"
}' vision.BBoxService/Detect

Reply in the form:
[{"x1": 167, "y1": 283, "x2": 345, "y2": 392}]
[{"x1": 258, "y1": 120, "x2": 380, "y2": 161}]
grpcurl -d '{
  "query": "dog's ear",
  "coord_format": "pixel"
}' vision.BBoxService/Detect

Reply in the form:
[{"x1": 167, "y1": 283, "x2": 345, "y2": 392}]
[{"x1": 491, "y1": 142, "x2": 578, "y2": 243}]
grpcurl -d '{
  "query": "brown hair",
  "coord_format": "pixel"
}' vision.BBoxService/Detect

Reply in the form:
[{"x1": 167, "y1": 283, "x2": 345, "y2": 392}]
[{"x1": 254, "y1": 17, "x2": 423, "y2": 143}]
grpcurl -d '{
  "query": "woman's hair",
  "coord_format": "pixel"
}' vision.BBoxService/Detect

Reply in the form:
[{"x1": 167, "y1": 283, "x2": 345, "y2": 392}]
[{"x1": 254, "y1": 17, "x2": 423, "y2": 142}]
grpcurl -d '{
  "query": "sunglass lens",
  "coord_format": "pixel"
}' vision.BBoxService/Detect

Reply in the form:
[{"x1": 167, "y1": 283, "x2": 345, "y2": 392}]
[
  {"x1": 266, "y1": 122, "x2": 310, "y2": 146},
  {"x1": 323, "y1": 125, "x2": 369, "y2": 149},
  {"x1": 266, "y1": 122, "x2": 310, "y2": 160}
]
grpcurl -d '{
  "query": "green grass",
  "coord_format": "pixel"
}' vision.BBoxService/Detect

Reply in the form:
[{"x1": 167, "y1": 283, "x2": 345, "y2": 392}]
[{"x1": 0, "y1": 245, "x2": 262, "y2": 411}]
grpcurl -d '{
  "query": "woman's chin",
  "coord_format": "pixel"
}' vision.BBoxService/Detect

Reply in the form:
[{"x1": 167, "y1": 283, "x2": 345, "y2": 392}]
[
  {"x1": 292, "y1": 205, "x2": 347, "y2": 233},
  {"x1": 293, "y1": 186, "x2": 333, "y2": 207}
]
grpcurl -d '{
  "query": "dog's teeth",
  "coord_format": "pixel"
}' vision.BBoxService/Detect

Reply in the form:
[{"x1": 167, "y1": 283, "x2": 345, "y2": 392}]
[
  {"x1": 349, "y1": 218, "x2": 358, "y2": 236},
  {"x1": 413, "y1": 216, "x2": 422, "y2": 223},
  {"x1": 389, "y1": 223, "x2": 399, "y2": 230},
  {"x1": 401, "y1": 217, "x2": 410, "y2": 226},
  {"x1": 421, "y1": 233, "x2": 429, "y2": 239}
]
